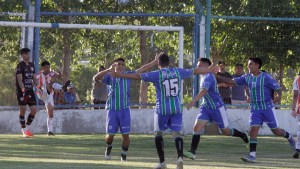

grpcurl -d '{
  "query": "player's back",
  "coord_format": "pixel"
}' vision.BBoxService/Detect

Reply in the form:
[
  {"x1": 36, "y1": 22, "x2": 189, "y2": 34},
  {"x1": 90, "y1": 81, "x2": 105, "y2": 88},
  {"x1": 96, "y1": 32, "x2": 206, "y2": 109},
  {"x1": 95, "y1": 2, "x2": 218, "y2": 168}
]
[
  {"x1": 200, "y1": 73, "x2": 224, "y2": 109},
  {"x1": 141, "y1": 67, "x2": 193, "y2": 115}
]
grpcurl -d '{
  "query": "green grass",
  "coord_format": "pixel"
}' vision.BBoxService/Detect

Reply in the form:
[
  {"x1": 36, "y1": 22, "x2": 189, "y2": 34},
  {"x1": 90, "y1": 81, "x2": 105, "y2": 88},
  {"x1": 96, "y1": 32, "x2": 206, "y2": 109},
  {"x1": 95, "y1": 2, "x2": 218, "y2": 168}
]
[{"x1": 0, "y1": 134, "x2": 298, "y2": 169}]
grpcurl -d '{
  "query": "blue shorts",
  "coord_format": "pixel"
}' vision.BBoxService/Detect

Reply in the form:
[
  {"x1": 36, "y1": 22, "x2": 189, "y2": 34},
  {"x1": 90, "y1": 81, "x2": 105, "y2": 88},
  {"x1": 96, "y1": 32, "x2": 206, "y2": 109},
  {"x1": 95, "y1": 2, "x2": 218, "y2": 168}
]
[
  {"x1": 249, "y1": 107, "x2": 278, "y2": 129},
  {"x1": 154, "y1": 112, "x2": 182, "y2": 132},
  {"x1": 197, "y1": 106, "x2": 229, "y2": 129},
  {"x1": 106, "y1": 108, "x2": 131, "y2": 134}
]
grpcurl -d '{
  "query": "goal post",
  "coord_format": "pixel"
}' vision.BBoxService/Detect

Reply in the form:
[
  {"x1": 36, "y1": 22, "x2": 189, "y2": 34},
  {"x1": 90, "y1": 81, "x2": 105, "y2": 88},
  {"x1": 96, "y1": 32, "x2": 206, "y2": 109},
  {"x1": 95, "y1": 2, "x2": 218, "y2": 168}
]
[
  {"x1": 0, "y1": 21, "x2": 184, "y2": 68},
  {"x1": 0, "y1": 21, "x2": 185, "y2": 100}
]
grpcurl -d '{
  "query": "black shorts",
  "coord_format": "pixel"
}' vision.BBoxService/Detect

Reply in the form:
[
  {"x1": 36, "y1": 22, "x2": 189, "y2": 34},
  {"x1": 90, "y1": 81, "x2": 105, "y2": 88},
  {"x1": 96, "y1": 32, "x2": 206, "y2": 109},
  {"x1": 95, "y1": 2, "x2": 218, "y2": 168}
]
[{"x1": 16, "y1": 90, "x2": 36, "y2": 106}]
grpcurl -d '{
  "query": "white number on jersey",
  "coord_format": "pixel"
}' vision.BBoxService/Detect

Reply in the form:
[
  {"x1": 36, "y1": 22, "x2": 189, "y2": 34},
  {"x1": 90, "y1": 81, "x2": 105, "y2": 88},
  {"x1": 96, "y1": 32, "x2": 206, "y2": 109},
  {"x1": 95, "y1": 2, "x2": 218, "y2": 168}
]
[{"x1": 162, "y1": 78, "x2": 179, "y2": 97}]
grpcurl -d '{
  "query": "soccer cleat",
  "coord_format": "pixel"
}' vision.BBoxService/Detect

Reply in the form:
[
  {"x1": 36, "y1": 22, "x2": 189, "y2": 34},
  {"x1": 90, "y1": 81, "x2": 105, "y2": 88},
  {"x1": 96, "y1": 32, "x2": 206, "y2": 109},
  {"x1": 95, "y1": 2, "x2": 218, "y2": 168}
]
[
  {"x1": 154, "y1": 161, "x2": 167, "y2": 169},
  {"x1": 104, "y1": 149, "x2": 111, "y2": 160},
  {"x1": 121, "y1": 153, "x2": 127, "y2": 162},
  {"x1": 293, "y1": 149, "x2": 300, "y2": 159},
  {"x1": 47, "y1": 132, "x2": 55, "y2": 136},
  {"x1": 176, "y1": 157, "x2": 183, "y2": 169},
  {"x1": 288, "y1": 137, "x2": 296, "y2": 150},
  {"x1": 241, "y1": 155, "x2": 256, "y2": 163},
  {"x1": 183, "y1": 151, "x2": 196, "y2": 160},
  {"x1": 22, "y1": 129, "x2": 34, "y2": 138}
]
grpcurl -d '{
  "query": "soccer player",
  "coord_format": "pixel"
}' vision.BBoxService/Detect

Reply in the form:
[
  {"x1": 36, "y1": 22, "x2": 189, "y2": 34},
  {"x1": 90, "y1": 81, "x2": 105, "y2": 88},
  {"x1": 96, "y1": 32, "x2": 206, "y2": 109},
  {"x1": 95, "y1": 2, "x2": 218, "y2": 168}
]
[
  {"x1": 291, "y1": 72, "x2": 300, "y2": 158},
  {"x1": 94, "y1": 55, "x2": 159, "y2": 162},
  {"x1": 35, "y1": 60, "x2": 63, "y2": 136},
  {"x1": 216, "y1": 57, "x2": 295, "y2": 163},
  {"x1": 16, "y1": 48, "x2": 38, "y2": 137},
  {"x1": 112, "y1": 53, "x2": 215, "y2": 169},
  {"x1": 183, "y1": 58, "x2": 249, "y2": 160}
]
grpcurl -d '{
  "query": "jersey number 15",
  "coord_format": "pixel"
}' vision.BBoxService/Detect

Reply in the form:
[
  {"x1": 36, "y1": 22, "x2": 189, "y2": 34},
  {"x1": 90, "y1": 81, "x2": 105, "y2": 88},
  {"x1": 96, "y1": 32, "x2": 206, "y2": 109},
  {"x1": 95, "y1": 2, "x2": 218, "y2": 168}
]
[{"x1": 162, "y1": 78, "x2": 179, "y2": 97}]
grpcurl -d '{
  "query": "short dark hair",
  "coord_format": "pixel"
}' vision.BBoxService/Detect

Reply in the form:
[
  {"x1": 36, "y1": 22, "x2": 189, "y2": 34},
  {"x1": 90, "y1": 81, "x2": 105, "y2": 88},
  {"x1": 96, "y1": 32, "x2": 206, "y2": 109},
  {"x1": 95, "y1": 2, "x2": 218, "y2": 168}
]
[
  {"x1": 20, "y1": 48, "x2": 30, "y2": 55},
  {"x1": 41, "y1": 60, "x2": 50, "y2": 67},
  {"x1": 198, "y1": 57, "x2": 212, "y2": 66},
  {"x1": 159, "y1": 54, "x2": 170, "y2": 67},
  {"x1": 218, "y1": 60, "x2": 225, "y2": 65},
  {"x1": 235, "y1": 63, "x2": 243, "y2": 67},
  {"x1": 114, "y1": 58, "x2": 125, "y2": 62},
  {"x1": 249, "y1": 57, "x2": 262, "y2": 69}
]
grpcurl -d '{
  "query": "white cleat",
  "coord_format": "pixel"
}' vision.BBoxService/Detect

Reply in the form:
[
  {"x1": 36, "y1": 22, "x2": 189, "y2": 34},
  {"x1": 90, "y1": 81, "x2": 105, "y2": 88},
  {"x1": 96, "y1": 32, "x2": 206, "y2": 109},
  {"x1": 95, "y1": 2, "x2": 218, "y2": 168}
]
[
  {"x1": 154, "y1": 161, "x2": 167, "y2": 169},
  {"x1": 176, "y1": 157, "x2": 183, "y2": 169},
  {"x1": 104, "y1": 150, "x2": 111, "y2": 160}
]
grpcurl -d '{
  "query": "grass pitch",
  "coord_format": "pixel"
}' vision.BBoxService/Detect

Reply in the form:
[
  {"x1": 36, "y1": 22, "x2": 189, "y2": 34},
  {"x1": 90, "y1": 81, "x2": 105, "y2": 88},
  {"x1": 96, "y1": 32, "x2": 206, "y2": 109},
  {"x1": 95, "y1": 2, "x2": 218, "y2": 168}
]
[{"x1": 0, "y1": 134, "x2": 298, "y2": 169}]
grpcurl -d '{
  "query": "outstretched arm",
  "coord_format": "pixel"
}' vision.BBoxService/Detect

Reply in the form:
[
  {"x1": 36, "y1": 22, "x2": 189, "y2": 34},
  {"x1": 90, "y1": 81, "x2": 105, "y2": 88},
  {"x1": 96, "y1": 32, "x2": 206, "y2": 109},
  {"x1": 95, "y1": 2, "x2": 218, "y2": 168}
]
[
  {"x1": 193, "y1": 64, "x2": 216, "y2": 75},
  {"x1": 215, "y1": 75, "x2": 236, "y2": 85},
  {"x1": 93, "y1": 63, "x2": 116, "y2": 81},
  {"x1": 112, "y1": 72, "x2": 141, "y2": 80},
  {"x1": 136, "y1": 52, "x2": 161, "y2": 74},
  {"x1": 187, "y1": 89, "x2": 208, "y2": 110}
]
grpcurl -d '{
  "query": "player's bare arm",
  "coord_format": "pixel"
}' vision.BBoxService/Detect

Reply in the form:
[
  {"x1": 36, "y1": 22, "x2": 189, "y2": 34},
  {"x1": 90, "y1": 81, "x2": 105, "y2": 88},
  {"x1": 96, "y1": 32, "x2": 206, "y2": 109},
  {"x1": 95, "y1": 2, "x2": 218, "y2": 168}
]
[
  {"x1": 291, "y1": 89, "x2": 298, "y2": 117},
  {"x1": 17, "y1": 73, "x2": 25, "y2": 91},
  {"x1": 111, "y1": 72, "x2": 141, "y2": 80},
  {"x1": 187, "y1": 89, "x2": 208, "y2": 110},
  {"x1": 193, "y1": 65, "x2": 216, "y2": 75},
  {"x1": 93, "y1": 63, "x2": 117, "y2": 81},
  {"x1": 273, "y1": 88, "x2": 282, "y2": 103},
  {"x1": 135, "y1": 52, "x2": 161, "y2": 74},
  {"x1": 215, "y1": 75, "x2": 236, "y2": 85}
]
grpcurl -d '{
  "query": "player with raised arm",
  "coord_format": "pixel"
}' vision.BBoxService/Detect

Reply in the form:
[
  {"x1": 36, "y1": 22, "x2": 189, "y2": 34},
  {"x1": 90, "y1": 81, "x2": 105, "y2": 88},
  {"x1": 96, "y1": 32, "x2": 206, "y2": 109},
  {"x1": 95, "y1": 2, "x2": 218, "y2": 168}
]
[
  {"x1": 35, "y1": 60, "x2": 63, "y2": 136},
  {"x1": 112, "y1": 53, "x2": 215, "y2": 169},
  {"x1": 291, "y1": 72, "x2": 300, "y2": 158},
  {"x1": 94, "y1": 55, "x2": 158, "y2": 161},
  {"x1": 216, "y1": 57, "x2": 295, "y2": 163},
  {"x1": 16, "y1": 48, "x2": 38, "y2": 137},
  {"x1": 183, "y1": 58, "x2": 249, "y2": 160}
]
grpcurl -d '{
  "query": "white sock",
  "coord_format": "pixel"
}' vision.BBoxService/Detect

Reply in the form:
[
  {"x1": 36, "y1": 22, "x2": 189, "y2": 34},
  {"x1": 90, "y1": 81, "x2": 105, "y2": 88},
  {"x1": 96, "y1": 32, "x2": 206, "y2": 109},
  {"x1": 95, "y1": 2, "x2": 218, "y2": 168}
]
[
  {"x1": 52, "y1": 83, "x2": 62, "y2": 90},
  {"x1": 47, "y1": 117, "x2": 53, "y2": 132},
  {"x1": 250, "y1": 152, "x2": 256, "y2": 157}
]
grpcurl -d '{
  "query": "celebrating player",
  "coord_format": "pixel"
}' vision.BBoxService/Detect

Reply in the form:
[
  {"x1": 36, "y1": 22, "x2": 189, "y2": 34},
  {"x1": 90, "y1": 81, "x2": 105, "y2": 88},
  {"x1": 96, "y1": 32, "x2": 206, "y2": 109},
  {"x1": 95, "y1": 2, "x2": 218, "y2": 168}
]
[
  {"x1": 16, "y1": 48, "x2": 38, "y2": 137},
  {"x1": 94, "y1": 55, "x2": 158, "y2": 161},
  {"x1": 183, "y1": 58, "x2": 249, "y2": 160},
  {"x1": 35, "y1": 60, "x2": 63, "y2": 136},
  {"x1": 291, "y1": 72, "x2": 300, "y2": 158},
  {"x1": 112, "y1": 53, "x2": 215, "y2": 169},
  {"x1": 216, "y1": 57, "x2": 295, "y2": 163}
]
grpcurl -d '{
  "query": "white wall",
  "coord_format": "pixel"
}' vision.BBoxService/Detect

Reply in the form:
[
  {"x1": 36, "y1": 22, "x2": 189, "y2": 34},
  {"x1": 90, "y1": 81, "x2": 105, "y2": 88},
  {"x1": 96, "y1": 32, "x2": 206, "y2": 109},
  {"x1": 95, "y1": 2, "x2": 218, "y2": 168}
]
[{"x1": 0, "y1": 108, "x2": 297, "y2": 135}]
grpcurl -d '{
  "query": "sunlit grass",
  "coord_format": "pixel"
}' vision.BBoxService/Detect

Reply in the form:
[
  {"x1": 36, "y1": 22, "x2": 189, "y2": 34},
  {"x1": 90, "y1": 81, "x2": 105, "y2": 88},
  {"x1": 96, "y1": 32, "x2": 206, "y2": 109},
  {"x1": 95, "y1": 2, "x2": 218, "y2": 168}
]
[{"x1": 0, "y1": 134, "x2": 298, "y2": 169}]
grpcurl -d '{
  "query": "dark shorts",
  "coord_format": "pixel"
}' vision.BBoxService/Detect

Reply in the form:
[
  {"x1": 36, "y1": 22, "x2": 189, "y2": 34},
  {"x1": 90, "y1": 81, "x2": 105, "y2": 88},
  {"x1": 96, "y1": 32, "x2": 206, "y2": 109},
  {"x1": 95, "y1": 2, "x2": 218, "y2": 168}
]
[
  {"x1": 197, "y1": 106, "x2": 228, "y2": 129},
  {"x1": 154, "y1": 112, "x2": 182, "y2": 132},
  {"x1": 250, "y1": 108, "x2": 278, "y2": 129},
  {"x1": 16, "y1": 90, "x2": 36, "y2": 106},
  {"x1": 106, "y1": 108, "x2": 131, "y2": 134}
]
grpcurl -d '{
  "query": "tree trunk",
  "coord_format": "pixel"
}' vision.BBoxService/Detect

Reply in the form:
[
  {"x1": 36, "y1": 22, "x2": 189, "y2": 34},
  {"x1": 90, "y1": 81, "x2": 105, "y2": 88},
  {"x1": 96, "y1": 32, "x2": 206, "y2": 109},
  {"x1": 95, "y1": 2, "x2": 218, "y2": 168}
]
[
  {"x1": 62, "y1": 29, "x2": 71, "y2": 84},
  {"x1": 139, "y1": 30, "x2": 149, "y2": 108}
]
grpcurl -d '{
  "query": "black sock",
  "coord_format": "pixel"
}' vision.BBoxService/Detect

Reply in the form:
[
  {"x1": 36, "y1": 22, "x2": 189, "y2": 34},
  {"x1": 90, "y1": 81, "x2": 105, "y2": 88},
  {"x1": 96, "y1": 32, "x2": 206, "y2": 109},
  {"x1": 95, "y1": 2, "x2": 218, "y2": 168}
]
[
  {"x1": 175, "y1": 137, "x2": 183, "y2": 158},
  {"x1": 155, "y1": 136, "x2": 165, "y2": 163},
  {"x1": 249, "y1": 139, "x2": 257, "y2": 153},
  {"x1": 106, "y1": 142, "x2": 113, "y2": 155},
  {"x1": 284, "y1": 131, "x2": 291, "y2": 139},
  {"x1": 19, "y1": 115, "x2": 26, "y2": 128},
  {"x1": 121, "y1": 146, "x2": 128, "y2": 160},
  {"x1": 26, "y1": 114, "x2": 35, "y2": 125},
  {"x1": 190, "y1": 134, "x2": 200, "y2": 154},
  {"x1": 232, "y1": 128, "x2": 248, "y2": 143}
]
